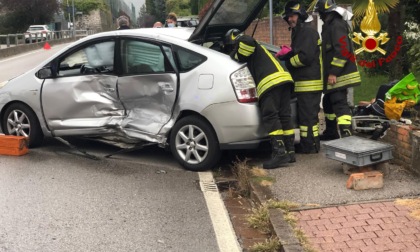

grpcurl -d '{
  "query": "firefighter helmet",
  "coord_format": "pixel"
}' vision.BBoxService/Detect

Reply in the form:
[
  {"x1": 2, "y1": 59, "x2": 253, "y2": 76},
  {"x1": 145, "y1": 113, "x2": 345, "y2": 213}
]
[
  {"x1": 282, "y1": 1, "x2": 309, "y2": 21},
  {"x1": 224, "y1": 29, "x2": 242, "y2": 46},
  {"x1": 314, "y1": 0, "x2": 337, "y2": 14}
]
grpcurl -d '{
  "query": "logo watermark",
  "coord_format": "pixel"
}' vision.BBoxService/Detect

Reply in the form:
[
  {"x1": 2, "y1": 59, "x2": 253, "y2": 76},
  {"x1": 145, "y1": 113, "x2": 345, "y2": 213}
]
[{"x1": 341, "y1": 0, "x2": 402, "y2": 68}]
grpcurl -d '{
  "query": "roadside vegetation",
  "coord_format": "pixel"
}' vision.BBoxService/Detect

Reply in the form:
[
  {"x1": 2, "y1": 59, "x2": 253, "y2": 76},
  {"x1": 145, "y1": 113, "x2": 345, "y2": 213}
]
[{"x1": 226, "y1": 159, "x2": 318, "y2": 252}]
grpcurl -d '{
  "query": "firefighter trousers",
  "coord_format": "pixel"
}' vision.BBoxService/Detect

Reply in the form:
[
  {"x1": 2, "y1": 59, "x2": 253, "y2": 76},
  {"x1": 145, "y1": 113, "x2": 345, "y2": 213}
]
[
  {"x1": 322, "y1": 89, "x2": 352, "y2": 126},
  {"x1": 297, "y1": 91, "x2": 322, "y2": 149},
  {"x1": 259, "y1": 83, "x2": 294, "y2": 135}
]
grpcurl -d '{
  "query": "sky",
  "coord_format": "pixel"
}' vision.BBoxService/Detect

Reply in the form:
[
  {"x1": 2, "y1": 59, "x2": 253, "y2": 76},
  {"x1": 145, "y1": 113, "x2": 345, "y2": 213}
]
[{"x1": 124, "y1": 0, "x2": 145, "y2": 11}]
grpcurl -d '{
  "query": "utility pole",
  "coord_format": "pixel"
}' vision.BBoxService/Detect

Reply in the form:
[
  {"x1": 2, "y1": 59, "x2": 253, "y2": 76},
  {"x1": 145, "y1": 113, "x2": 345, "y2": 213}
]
[{"x1": 72, "y1": 0, "x2": 75, "y2": 37}]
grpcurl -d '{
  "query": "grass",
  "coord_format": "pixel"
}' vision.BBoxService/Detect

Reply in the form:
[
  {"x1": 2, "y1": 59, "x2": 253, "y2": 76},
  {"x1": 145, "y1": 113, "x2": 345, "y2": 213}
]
[
  {"x1": 249, "y1": 237, "x2": 282, "y2": 252},
  {"x1": 354, "y1": 70, "x2": 389, "y2": 103}
]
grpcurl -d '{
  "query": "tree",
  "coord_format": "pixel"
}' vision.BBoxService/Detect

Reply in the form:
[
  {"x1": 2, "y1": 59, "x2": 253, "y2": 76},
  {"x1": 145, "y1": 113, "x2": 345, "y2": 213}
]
[{"x1": 0, "y1": 0, "x2": 59, "y2": 33}]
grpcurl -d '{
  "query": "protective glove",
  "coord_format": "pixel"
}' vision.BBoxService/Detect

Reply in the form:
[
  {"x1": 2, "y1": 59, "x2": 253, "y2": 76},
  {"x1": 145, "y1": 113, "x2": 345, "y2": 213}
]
[{"x1": 275, "y1": 45, "x2": 292, "y2": 58}]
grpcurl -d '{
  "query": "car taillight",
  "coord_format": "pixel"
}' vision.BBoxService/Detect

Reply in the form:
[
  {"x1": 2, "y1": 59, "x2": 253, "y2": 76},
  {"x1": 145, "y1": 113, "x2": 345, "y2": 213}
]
[
  {"x1": 230, "y1": 67, "x2": 258, "y2": 103},
  {"x1": 42, "y1": 31, "x2": 47, "y2": 33}
]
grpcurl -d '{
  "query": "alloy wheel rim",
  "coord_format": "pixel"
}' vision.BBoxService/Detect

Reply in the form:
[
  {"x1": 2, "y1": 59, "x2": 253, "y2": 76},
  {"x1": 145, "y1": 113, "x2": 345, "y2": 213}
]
[
  {"x1": 7, "y1": 109, "x2": 30, "y2": 137},
  {"x1": 175, "y1": 124, "x2": 209, "y2": 164}
]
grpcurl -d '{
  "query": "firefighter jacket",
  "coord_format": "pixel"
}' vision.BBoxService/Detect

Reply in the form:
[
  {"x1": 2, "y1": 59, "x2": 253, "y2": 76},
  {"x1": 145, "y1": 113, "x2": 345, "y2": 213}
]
[
  {"x1": 284, "y1": 21, "x2": 323, "y2": 93},
  {"x1": 230, "y1": 35, "x2": 293, "y2": 98},
  {"x1": 321, "y1": 14, "x2": 361, "y2": 94}
]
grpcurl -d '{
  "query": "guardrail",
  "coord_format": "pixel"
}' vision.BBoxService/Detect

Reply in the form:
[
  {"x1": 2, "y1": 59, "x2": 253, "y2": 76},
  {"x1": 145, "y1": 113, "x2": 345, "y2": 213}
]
[{"x1": 0, "y1": 30, "x2": 96, "y2": 49}]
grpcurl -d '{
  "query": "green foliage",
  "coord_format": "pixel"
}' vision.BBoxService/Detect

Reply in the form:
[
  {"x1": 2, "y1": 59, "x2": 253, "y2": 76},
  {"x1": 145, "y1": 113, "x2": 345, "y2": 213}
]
[
  {"x1": 167, "y1": 0, "x2": 191, "y2": 17},
  {"x1": 61, "y1": 0, "x2": 107, "y2": 15},
  {"x1": 0, "y1": 0, "x2": 59, "y2": 33},
  {"x1": 354, "y1": 71, "x2": 389, "y2": 103},
  {"x1": 405, "y1": 23, "x2": 420, "y2": 75}
]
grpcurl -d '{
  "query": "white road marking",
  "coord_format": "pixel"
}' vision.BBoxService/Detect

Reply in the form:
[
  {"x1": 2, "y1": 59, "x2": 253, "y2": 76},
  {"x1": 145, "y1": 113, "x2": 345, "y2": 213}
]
[{"x1": 198, "y1": 171, "x2": 241, "y2": 252}]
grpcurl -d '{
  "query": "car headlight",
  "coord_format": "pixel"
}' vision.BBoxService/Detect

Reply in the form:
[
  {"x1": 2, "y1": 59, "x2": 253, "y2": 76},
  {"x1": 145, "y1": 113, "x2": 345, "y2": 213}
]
[{"x1": 0, "y1": 80, "x2": 8, "y2": 89}]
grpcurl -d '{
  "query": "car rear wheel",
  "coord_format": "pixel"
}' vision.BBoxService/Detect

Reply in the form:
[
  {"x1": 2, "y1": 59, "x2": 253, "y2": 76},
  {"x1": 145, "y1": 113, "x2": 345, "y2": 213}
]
[
  {"x1": 2, "y1": 103, "x2": 44, "y2": 147},
  {"x1": 170, "y1": 116, "x2": 221, "y2": 171}
]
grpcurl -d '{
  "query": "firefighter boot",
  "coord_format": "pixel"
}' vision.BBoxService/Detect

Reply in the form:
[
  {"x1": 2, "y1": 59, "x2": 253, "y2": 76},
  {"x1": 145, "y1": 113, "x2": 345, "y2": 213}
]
[
  {"x1": 320, "y1": 118, "x2": 339, "y2": 141},
  {"x1": 339, "y1": 124, "x2": 353, "y2": 138},
  {"x1": 283, "y1": 134, "x2": 296, "y2": 163},
  {"x1": 263, "y1": 136, "x2": 291, "y2": 169},
  {"x1": 295, "y1": 137, "x2": 318, "y2": 154}
]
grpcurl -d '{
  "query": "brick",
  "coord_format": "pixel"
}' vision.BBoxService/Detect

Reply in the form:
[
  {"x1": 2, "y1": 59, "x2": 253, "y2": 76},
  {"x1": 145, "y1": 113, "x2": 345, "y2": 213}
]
[
  {"x1": 347, "y1": 171, "x2": 383, "y2": 190},
  {"x1": 314, "y1": 229, "x2": 339, "y2": 237},
  {"x1": 389, "y1": 234, "x2": 417, "y2": 242},
  {"x1": 342, "y1": 220, "x2": 368, "y2": 228},
  {"x1": 307, "y1": 219, "x2": 332, "y2": 227},
  {"x1": 374, "y1": 229, "x2": 394, "y2": 238},
  {"x1": 332, "y1": 234, "x2": 351, "y2": 242},
  {"x1": 372, "y1": 236, "x2": 393, "y2": 245},
  {"x1": 363, "y1": 238, "x2": 374, "y2": 246},
  {"x1": 308, "y1": 237, "x2": 325, "y2": 244},
  {"x1": 362, "y1": 224, "x2": 382, "y2": 232},
  {"x1": 320, "y1": 241, "x2": 348, "y2": 250},
  {"x1": 325, "y1": 223, "x2": 343, "y2": 230},
  {"x1": 349, "y1": 231, "x2": 377, "y2": 240},
  {"x1": 338, "y1": 227, "x2": 356, "y2": 235},
  {"x1": 346, "y1": 239, "x2": 366, "y2": 248},
  {"x1": 0, "y1": 135, "x2": 29, "y2": 156},
  {"x1": 357, "y1": 208, "x2": 374, "y2": 214},
  {"x1": 385, "y1": 242, "x2": 407, "y2": 251},
  {"x1": 330, "y1": 216, "x2": 347, "y2": 224},
  {"x1": 366, "y1": 218, "x2": 384, "y2": 225},
  {"x1": 401, "y1": 227, "x2": 419, "y2": 235},
  {"x1": 369, "y1": 211, "x2": 396, "y2": 219},
  {"x1": 301, "y1": 208, "x2": 324, "y2": 217},
  {"x1": 354, "y1": 214, "x2": 371, "y2": 221}
]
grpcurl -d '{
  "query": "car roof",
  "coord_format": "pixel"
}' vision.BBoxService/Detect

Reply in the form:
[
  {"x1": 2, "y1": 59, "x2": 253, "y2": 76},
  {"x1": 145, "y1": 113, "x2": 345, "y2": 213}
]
[{"x1": 189, "y1": 0, "x2": 268, "y2": 44}]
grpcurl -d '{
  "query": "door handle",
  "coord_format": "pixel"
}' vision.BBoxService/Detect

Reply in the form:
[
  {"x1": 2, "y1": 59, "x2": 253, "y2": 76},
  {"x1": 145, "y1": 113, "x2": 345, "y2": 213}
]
[
  {"x1": 106, "y1": 87, "x2": 115, "y2": 92},
  {"x1": 158, "y1": 82, "x2": 174, "y2": 92}
]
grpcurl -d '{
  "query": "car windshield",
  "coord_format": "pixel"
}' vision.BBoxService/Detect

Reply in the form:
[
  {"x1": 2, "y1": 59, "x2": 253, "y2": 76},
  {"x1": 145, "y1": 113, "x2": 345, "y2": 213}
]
[{"x1": 209, "y1": 0, "x2": 261, "y2": 25}]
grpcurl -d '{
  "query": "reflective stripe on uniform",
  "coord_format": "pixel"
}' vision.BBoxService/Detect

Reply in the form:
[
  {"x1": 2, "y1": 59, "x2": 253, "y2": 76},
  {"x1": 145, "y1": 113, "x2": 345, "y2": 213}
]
[
  {"x1": 284, "y1": 129, "x2": 295, "y2": 136},
  {"x1": 269, "y1": 129, "x2": 284, "y2": 136},
  {"x1": 300, "y1": 125, "x2": 308, "y2": 137},
  {"x1": 337, "y1": 115, "x2": 352, "y2": 125},
  {"x1": 326, "y1": 72, "x2": 361, "y2": 90},
  {"x1": 325, "y1": 113, "x2": 336, "y2": 120},
  {"x1": 294, "y1": 80, "x2": 323, "y2": 92},
  {"x1": 238, "y1": 42, "x2": 255, "y2": 57},
  {"x1": 313, "y1": 124, "x2": 319, "y2": 137},
  {"x1": 291, "y1": 55, "x2": 305, "y2": 67},
  {"x1": 257, "y1": 72, "x2": 293, "y2": 97},
  {"x1": 331, "y1": 57, "x2": 346, "y2": 67}
]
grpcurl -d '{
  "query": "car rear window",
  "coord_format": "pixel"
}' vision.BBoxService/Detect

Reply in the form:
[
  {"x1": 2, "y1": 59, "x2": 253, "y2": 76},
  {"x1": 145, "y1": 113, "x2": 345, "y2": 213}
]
[{"x1": 28, "y1": 27, "x2": 46, "y2": 31}]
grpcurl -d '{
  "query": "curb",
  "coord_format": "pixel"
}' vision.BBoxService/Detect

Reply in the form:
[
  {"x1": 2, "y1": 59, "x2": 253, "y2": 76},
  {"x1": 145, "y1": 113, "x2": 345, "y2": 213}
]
[
  {"x1": 0, "y1": 38, "x2": 76, "y2": 59},
  {"x1": 250, "y1": 181, "x2": 304, "y2": 252}
]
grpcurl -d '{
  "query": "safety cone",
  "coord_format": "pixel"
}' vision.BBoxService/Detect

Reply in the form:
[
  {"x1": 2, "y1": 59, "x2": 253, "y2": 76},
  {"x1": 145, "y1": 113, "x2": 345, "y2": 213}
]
[{"x1": 43, "y1": 42, "x2": 51, "y2": 50}]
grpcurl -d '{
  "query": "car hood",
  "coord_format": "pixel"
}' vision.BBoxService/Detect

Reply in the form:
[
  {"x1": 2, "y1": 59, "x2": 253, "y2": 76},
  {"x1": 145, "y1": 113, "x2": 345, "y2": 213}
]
[{"x1": 189, "y1": 0, "x2": 268, "y2": 44}]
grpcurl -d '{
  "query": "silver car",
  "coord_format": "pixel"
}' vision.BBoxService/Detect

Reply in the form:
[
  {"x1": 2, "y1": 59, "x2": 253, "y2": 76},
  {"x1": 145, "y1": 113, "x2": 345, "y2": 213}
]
[{"x1": 0, "y1": 0, "x2": 291, "y2": 171}]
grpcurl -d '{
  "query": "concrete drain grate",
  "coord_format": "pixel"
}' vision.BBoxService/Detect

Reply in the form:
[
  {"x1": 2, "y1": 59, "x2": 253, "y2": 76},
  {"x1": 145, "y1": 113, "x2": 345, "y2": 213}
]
[{"x1": 200, "y1": 180, "x2": 219, "y2": 192}]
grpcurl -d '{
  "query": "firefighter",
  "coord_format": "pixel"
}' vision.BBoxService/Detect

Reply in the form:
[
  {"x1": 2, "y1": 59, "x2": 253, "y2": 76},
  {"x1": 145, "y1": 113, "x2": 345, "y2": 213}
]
[
  {"x1": 224, "y1": 29, "x2": 295, "y2": 168},
  {"x1": 315, "y1": 0, "x2": 361, "y2": 140},
  {"x1": 278, "y1": 1, "x2": 323, "y2": 153}
]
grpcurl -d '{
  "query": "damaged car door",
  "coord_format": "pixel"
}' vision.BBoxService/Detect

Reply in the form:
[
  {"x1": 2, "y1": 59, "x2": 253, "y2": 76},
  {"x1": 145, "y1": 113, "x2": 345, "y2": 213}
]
[
  {"x1": 41, "y1": 39, "x2": 125, "y2": 136},
  {"x1": 117, "y1": 39, "x2": 178, "y2": 139}
]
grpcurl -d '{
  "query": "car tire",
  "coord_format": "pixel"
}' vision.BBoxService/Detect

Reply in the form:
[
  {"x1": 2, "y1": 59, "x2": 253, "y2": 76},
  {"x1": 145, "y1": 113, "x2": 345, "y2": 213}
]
[
  {"x1": 2, "y1": 103, "x2": 44, "y2": 147},
  {"x1": 170, "y1": 116, "x2": 221, "y2": 171}
]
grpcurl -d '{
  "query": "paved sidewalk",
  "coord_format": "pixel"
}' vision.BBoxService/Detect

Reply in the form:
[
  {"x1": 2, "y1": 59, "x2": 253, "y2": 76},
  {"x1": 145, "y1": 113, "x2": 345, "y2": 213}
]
[{"x1": 295, "y1": 200, "x2": 420, "y2": 252}]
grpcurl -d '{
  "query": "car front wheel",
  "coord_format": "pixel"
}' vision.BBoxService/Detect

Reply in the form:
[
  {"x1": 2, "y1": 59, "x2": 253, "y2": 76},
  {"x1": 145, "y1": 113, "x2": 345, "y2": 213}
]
[
  {"x1": 2, "y1": 103, "x2": 44, "y2": 147},
  {"x1": 170, "y1": 116, "x2": 221, "y2": 171}
]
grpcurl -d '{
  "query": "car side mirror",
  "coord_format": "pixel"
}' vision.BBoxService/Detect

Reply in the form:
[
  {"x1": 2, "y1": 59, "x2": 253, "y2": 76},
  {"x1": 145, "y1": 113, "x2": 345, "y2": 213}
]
[{"x1": 37, "y1": 68, "x2": 53, "y2": 79}]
